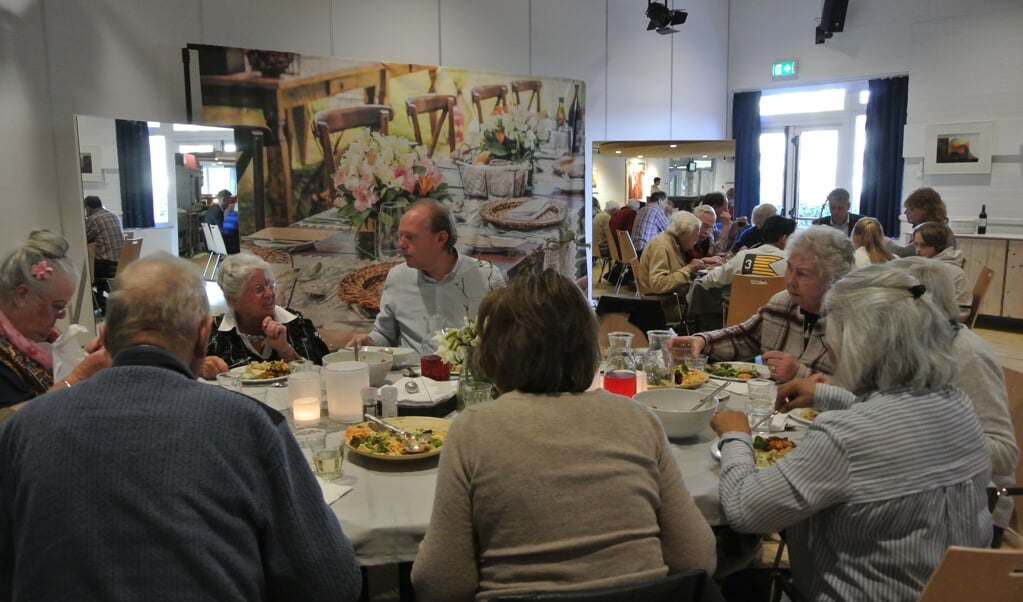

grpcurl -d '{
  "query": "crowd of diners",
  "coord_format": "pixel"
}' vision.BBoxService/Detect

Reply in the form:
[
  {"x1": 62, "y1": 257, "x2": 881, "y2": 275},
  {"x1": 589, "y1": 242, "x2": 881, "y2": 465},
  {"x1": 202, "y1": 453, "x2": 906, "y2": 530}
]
[{"x1": 0, "y1": 189, "x2": 1014, "y2": 601}]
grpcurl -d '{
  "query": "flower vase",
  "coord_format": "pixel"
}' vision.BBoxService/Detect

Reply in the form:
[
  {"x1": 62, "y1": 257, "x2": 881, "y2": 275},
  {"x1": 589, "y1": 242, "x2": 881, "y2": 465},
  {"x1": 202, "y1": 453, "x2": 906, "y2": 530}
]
[
  {"x1": 355, "y1": 217, "x2": 377, "y2": 260},
  {"x1": 376, "y1": 201, "x2": 404, "y2": 260},
  {"x1": 456, "y1": 345, "x2": 489, "y2": 411}
]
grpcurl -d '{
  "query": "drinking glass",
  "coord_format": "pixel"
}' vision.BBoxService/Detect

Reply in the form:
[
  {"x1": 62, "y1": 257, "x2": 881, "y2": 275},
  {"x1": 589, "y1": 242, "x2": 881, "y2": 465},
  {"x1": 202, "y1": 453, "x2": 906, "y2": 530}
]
[
  {"x1": 293, "y1": 428, "x2": 326, "y2": 466},
  {"x1": 216, "y1": 373, "x2": 242, "y2": 392},
  {"x1": 684, "y1": 354, "x2": 708, "y2": 372},
  {"x1": 746, "y1": 379, "x2": 777, "y2": 434},
  {"x1": 463, "y1": 382, "x2": 494, "y2": 407},
  {"x1": 314, "y1": 446, "x2": 344, "y2": 480}
]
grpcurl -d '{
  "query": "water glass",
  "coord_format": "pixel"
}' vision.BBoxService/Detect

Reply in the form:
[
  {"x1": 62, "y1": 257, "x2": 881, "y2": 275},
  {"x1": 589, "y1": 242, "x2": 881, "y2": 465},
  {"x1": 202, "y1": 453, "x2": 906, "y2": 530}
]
[
  {"x1": 684, "y1": 354, "x2": 708, "y2": 372},
  {"x1": 463, "y1": 382, "x2": 493, "y2": 407},
  {"x1": 288, "y1": 359, "x2": 317, "y2": 373},
  {"x1": 746, "y1": 379, "x2": 777, "y2": 433},
  {"x1": 242, "y1": 386, "x2": 268, "y2": 404},
  {"x1": 293, "y1": 428, "x2": 326, "y2": 466},
  {"x1": 314, "y1": 446, "x2": 344, "y2": 480},
  {"x1": 216, "y1": 372, "x2": 242, "y2": 392}
]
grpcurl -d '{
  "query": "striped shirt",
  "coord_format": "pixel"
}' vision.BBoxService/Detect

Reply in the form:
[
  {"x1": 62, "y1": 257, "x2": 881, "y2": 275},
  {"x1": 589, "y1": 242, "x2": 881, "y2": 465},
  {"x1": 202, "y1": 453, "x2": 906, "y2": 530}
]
[
  {"x1": 718, "y1": 385, "x2": 991, "y2": 601},
  {"x1": 85, "y1": 208, "x2": 124, "y2": 262},
  {"x1": 697, "y1": 290, "x2": 832, "y2": 378}
]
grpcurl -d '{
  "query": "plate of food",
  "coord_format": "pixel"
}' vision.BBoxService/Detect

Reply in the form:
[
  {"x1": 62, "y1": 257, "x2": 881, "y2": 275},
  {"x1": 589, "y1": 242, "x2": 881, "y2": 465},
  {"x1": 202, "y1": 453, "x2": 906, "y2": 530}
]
[
  {"x1": 232, "y1": 360, "x2": 291, "y2": 384},
  {"x1": 344, "y1": 416, "x2": 449, "y2": 461},
  {"x1": 710, "y1": 435, "x2": 797, "y2": 467},
  {"x1": 706, "y1": 362, "x2": 770, "y2": 382},
  {"x1": 787, "y1": 407, "x2": 819, "y2": 426},
  {"x1": 646, "y1": 366, "x2": 709, "y2": 389}
]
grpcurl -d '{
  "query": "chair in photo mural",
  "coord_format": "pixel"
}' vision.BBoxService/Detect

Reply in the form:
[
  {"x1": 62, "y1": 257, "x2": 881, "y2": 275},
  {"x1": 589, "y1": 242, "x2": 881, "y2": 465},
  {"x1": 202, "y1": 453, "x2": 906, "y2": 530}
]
[
  {"x1": 471, "y1": 84, "x2": 508, "y2": 124},
  {"x1": 312, "y1": 105, "x2": 394, "y2": 197},
  {"x1": 510, "y1": 80, "x2": 542, "y2": 113},
  {"x1": 405, "y1": 94, "x2": 456, "y2": 158}
]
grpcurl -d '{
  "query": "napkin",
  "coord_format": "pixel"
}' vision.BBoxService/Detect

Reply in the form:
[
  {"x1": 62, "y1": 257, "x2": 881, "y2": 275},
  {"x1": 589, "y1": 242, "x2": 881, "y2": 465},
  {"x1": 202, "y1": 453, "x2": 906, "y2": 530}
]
[
  {"x1": 770, "y1": 412, "x2": 789, "y2": 432},
  {"x1": 317, "y1": 476, "x2": 353, "y2": 505},
  {"x1": 393, "y1": 376, "x2": 457, "y2": 406},
  {"x1": 52, "y1": 324, "x2": 90, "y2": 382},
  {"x1": 505, "y1": 199, "x2": 551, "y2": 220}
]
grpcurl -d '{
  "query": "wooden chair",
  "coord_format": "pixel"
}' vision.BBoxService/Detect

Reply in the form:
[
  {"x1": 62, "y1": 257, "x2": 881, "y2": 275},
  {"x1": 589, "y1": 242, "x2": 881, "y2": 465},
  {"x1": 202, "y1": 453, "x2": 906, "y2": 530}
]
[
  {"x1": 724, "y1": 275, "x2": 786, "y2": 327},
  {"x1": 471, "y1": 84, "x2": 508, "y2": 124},
  {"x1": 489, "y1": 569, "x2": 708, "y2": 602},
  {"x1": 917, "y1": 546, "x2": 1023, "y2": 602},
  {"x1": 510, "y1": 80, "x2": 542, "y2": 112},
  {"x1": 592, "y1": 235, "x2": 612, "y2": 283},
  {"x1": 965, "y1": 265, "x2": 996, "y2": 328},
  {"x1": 405, "y1": 94, "x2": 455, "y2": 158},
  {"x1": 615, "y1": 230, "x2": 640, "y2": 298},
  {"x1": 313, "y1": 105, "x2": 394, "y2": 196},
  {"x1": 601, "y1": 222, "x2": 625, "y2": 291},
  {"x1": 1005, "y1": 366, "x2": 1023, "y2": 535},
  {"x1": 115, "y1": 237, "x2": 143, "y2": 277}
]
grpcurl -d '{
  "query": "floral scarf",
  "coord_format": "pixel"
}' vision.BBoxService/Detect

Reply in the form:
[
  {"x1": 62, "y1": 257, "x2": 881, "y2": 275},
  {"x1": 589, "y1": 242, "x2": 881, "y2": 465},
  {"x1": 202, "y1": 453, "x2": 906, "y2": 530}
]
[{"x1": 0, "y1": 309, "x2": 55, "y2": 397}]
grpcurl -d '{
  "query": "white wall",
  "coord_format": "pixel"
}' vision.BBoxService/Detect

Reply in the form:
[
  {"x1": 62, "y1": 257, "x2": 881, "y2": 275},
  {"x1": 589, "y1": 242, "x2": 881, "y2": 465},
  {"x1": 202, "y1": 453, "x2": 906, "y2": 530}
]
[{"x1": 729, "y1": 0, "x2": 1023, "y2": 235}]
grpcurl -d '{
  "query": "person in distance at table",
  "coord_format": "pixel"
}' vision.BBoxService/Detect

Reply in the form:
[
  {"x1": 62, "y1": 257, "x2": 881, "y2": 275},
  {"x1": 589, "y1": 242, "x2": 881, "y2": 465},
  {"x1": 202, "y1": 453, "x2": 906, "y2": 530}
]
[
  {"x1": 412, "y1": 270, "x2": 717, "y2": 601},
  {"x1": 729, "y1": 203, "x2": 777, "y2": 253},
  {"x1": 812, "y1": 187, "x2": 862, "y2": 236},
  {"x1": 346, "y1": 199, "x2": 505, "y2": 352},
  {"x1": 690, "y1": 205, "x2": 725, "y2": 266},
  {"x1": 671, "y1": 226, "x2": 855, "y2": 383},
  {"x1": 0, "y1": 253, "x2": 362, "y2": 600},
  {"x1": 631, "y1": 190, "x2": 671, "y2": 255},
  {"x1": 201, "y1": 252, "x2": 328, "y2": 378},
  {"x1": 851, "y1": 216, "x2": 896, "y2": 268},
  {"x1": 912, "y1": 220, "x2": 971, "y2": 320},
  {"x1": 638, "y1": 211, "x2": 706, "y2": 324},
  {"x1": 83, "y1": 194, "x2": 125, "y2": 313},
  {"x1": 888, "y1": 186, "x2": 950, "y2": 257},
  {"x1": 0, "y1": 229, "x2": 109, "y2": 414},
  {"x1": 781, "y1": 256, "x2": 1018, "y2": 545},
  {"x1": 712, "y1": 264, "x2": 992, "y2": 601}
]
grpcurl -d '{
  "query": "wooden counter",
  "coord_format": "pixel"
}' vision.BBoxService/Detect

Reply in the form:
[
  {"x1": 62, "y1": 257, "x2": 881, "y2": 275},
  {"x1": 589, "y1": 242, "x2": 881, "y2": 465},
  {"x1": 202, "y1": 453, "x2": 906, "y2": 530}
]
[{"x1": 957, "y1": 235, "x2": 1023, "y2": 320}]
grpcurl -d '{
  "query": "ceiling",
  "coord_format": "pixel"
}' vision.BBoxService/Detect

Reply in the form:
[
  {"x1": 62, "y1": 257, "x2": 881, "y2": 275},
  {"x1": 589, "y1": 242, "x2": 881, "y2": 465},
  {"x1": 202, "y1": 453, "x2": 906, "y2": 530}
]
[{"x1": 593, "y1": 140, "x2": 736, "y2": 160}]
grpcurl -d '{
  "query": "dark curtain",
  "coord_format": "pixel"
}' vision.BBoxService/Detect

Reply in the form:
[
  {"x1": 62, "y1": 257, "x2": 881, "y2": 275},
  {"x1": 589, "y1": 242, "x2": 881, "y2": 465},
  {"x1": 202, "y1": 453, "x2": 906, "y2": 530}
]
[
  {"x1": 116, "y1": 119, "x2": 155, "y2": 228},
  {"x1": 860, "y1": 76, "x2": 909, "y2": 236},
  {"x1": 731, "y1": 91, "x2": 761, "y2": 219}
]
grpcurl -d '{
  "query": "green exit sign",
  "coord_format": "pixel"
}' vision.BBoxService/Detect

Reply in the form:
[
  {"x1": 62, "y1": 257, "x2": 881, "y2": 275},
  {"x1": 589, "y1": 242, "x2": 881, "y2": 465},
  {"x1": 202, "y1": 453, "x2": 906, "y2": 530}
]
[{"x1": 771, "y1": 60, "x2": 798, "y2": 79}]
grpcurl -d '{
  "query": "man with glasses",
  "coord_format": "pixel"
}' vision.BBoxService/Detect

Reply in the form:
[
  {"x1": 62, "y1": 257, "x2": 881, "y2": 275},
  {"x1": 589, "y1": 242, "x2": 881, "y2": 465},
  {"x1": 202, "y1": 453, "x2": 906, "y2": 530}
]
[{"x1": 812, "y1": 187, "x2": 862, "y2": 236}]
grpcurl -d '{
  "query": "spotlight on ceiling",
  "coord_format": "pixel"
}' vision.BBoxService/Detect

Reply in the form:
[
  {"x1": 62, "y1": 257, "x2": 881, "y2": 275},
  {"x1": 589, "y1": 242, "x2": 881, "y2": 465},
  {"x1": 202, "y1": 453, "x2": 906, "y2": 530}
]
[{"x1": 646, "y1": 1, "x2": 687, "y2": 35}]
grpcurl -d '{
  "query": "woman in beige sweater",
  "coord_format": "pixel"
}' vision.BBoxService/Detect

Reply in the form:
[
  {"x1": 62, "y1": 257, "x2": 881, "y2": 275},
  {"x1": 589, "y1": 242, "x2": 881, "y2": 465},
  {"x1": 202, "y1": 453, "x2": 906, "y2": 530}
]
[{"x1": 411, "y1": 270, "x2": 716, "y2": 601}]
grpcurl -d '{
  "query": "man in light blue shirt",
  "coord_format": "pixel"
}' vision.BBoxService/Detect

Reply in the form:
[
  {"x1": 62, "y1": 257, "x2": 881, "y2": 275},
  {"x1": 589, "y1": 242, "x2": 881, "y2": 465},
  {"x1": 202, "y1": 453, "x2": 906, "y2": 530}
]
[{"x1": 347, "y1": 200, "x2": 505, "y2": 352}]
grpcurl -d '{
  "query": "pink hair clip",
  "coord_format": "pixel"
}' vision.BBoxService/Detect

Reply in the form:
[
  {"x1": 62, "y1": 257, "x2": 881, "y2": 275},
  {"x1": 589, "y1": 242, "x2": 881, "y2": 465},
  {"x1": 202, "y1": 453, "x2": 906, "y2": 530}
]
[{"x1": 31, "y1": 260, "x2": 53, "y2": 280}]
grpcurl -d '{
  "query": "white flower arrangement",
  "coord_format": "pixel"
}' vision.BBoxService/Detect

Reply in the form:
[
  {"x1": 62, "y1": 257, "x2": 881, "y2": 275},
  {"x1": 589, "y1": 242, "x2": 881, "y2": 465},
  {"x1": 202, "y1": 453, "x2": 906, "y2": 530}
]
[{"x1": 434, "y1": 318, "x2": 479, "y2": 370}]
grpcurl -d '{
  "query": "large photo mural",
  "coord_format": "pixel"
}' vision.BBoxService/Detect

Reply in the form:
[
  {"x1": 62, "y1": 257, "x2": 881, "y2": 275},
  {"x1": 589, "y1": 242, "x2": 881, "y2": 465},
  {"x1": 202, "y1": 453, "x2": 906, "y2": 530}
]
[{"x1": 187, "y1": 44, "x2": 587, "y2": 349}]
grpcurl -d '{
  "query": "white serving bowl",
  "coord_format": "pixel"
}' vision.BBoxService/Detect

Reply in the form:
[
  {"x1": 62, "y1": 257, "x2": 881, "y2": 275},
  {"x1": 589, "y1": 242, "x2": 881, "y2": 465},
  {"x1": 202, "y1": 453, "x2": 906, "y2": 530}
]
[
  {"x1": 322, "y1": 350, "x2": 393, "y2": 386},
  {"x1": 633, "y1": 389, "x2": 718, "y2": 439}
]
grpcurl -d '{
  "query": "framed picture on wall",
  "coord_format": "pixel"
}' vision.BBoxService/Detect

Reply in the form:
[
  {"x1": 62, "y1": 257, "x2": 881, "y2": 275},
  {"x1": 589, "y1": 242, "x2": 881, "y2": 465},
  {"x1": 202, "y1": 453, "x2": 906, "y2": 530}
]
[
  {"x1": 923, "y1": 122, "x2": 993, "y2": 175},
  {"x1": 80, "y1": 145, "x2": 103, "y2": 182}
]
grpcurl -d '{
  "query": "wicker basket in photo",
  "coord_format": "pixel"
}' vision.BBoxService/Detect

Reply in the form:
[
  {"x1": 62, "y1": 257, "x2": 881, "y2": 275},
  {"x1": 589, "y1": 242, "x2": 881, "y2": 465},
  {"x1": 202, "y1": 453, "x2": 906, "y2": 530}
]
[
  {"x1": 337, "y1": 261, "x2": 403, "y2": 312},
  {"x1": 456, "y1": 160, "x2": 531, "y2": 199},
  {"x1": 478, "y1": 198, "x2": 568, "y2": 231}
]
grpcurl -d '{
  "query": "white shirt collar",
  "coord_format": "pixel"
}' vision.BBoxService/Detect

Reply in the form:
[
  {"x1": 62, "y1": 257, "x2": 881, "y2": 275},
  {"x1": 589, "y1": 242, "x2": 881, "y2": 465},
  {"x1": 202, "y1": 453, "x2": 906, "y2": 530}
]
[{"x1": 218, "y1": 305, "x2": 297, "y2": 332}]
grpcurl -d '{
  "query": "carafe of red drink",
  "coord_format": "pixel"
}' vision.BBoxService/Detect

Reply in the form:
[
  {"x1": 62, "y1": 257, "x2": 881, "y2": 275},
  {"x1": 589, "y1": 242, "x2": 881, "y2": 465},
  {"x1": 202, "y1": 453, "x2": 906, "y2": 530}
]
[
  {"x1": 420, "y1": 314, "x2": 450, "y2": 381},
  {"x1": 603, "y1": 331, "x2": 637, "y2": 397}
]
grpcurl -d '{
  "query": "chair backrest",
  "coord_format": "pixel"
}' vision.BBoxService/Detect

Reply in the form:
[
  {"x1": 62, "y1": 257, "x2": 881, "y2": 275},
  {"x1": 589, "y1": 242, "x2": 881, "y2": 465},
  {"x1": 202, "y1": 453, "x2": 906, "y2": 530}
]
[
  {"x1": 114, "y1": 238, "x2": 144, "y2": 276},
  {"x1": 1005, "y1": 366, "x2": 1023, "y2": 533},
  {"x1": 616, "y1": 230, "x2": 638, "y2": 264},
  {"x1": 630, "y1": 257, "x2": 653, "y2": 296},
  {"x1": 603, "y1": 223, "x2": 622, "y2": 263},
  {"x1": 511, "y1": 79, "x2": 542, "y2": 112},
  {"x1": 471, "y1": 84, "x2": 508, "y2": 124},
  {"x1": 313, "y1": 105, "x2": 394, "y2": 194},
  {"x1": 725, "y1": 275, "x2": 786, "y2": 327},
  {"x1": 488, "y1": 569, "x2": 707, "y2": 602},
  {"x1": 917, "y1": 546, "x2": 1023, "y2": 602},
  {"x1": 965, "y1": 265, "x2": 996, "y2": 328},
  {"x1": 204, "y1": 224, "x2": 228, "y2": 256},
  {"x1": 87, "y1": 242, "x2": 96, "y2": 280},
  {"x1": 405, "y1": 94, "x2": 455, "y2": 158}
]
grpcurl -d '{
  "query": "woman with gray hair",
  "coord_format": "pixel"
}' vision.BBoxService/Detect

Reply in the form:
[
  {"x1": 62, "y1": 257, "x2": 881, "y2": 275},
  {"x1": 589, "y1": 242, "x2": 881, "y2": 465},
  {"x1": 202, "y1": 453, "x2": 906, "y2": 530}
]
[
  {"x1": 200, "y1": 252, "x2": 328, "y2": 378},
  {"x1": 672, "y1": 226, "x2": 855, "y2": 382},
  {"x1": 716, "y1": 264, "x2": 991, "y2": 600},
  {"x1": 0, "y1": 230, "x2": 109, "y2": 412},
  {"x1": 730, "y1": 203, "x2": 777, "y2": 252}
]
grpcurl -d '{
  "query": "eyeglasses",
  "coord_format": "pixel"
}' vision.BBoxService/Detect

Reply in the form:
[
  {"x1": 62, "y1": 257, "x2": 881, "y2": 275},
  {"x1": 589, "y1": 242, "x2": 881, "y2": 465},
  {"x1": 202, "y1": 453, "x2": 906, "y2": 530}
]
[
  {"x1": 35, "y1": 294, "x2": 68, "y2": 317},
  {"x1": 249, "y1": 281, "x2": 277, "y2": 295}
]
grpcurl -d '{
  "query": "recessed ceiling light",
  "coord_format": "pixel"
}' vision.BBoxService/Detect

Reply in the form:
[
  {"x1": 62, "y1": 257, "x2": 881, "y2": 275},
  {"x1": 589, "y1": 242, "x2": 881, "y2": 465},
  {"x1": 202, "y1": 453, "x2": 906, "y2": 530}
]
[
  {"x1": 702, "y1": 155, "x2": 708, "y2": 158},
  {"x1": 637, "y1": 154, "x2": 644, "y2": 158},
  {"x1": 615, "y1": 150, "x2": 621, "y2": 154},
  {"x1": 670, "y1": 144, "x2": 678, "y2": 148}
]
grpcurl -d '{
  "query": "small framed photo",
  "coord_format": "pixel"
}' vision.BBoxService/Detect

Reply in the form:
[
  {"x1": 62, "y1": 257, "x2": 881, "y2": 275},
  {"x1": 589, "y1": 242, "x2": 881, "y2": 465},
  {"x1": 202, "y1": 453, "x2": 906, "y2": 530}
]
[
  {"x1": 80, "y1": 145, "x2": 103, "y2": 182},
  {"x1": 923, "y1": 122, "x2": 993, "y2": 175}
]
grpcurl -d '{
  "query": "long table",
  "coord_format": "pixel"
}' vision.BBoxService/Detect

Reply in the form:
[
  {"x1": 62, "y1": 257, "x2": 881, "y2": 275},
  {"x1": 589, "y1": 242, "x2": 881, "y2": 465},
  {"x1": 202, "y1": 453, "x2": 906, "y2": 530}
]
[{"x1": 254, "y1": 374, "x2": 806, "y2": 566}]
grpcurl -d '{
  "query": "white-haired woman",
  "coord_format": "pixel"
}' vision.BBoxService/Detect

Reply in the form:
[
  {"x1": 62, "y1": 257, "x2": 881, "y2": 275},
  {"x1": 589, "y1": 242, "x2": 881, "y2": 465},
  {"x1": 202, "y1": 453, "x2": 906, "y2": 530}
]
[
  {"x1": 730, "y1": 203, "x2": 777, "y2": 253},
  {"x1": 672, "y1": 226, "x2": 854, "y2": 382},
  {"x1": 713, "y1": 264, "x2": 991, "y2": 601},
  {"x1": 200, "y1": 253, "x2": 328, "y2": 378},
  {"x1": 0, "y1": 230, "x2": 109, "y2": 413}
]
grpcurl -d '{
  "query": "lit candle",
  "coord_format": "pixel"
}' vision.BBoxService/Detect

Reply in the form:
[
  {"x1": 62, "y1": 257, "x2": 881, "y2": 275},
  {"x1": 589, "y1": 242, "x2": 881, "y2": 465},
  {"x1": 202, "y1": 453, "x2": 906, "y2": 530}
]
[{"x1": 292, "y1": 396, "x2": 321, "y2": 423}]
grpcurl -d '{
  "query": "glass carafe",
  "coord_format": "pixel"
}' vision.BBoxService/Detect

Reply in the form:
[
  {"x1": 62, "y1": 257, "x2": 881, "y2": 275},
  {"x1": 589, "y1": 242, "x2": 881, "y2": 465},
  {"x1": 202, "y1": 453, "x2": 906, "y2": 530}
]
[
  {"x1": 603, "y1": 331, "x2": 637, "y2": 397},
  {"x1": 644, "y1": 329, "x2": 675, "y2": 387}
]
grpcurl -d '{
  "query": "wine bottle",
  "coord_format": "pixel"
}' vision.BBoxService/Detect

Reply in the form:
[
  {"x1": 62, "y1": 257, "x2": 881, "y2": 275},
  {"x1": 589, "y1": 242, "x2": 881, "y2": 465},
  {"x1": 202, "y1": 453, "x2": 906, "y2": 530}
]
[
  {"x1": 568, "y1": 84, "x2": 583, "y2": 155},
  {"x1": 978, "y1": 204, "x2": 988, "y2": 235},
  {"x1": 555, "y1": 97, "x2": 566, "y2": 130}
]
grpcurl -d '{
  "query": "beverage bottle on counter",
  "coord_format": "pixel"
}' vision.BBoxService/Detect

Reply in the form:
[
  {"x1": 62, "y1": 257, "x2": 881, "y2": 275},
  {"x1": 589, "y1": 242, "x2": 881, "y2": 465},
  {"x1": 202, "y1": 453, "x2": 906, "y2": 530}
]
[
  {"x1": 555, "y1": 97, "x2": 566, "y2": 130},
  {"x1": 568, "y1": 84, "x2": 583, "y2": 154},
  {"x1": 978, "y1": 205, "x2": 988, "y2": 234}
]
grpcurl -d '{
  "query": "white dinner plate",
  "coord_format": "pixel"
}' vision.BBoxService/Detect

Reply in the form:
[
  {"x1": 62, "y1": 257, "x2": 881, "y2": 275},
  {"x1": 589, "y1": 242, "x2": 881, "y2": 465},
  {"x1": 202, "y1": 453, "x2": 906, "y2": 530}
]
[
  {"x1": 230, "y1": 365, "x2": 289, "y2": 385},
  {"x1": 705, "y1": 362, "x2": 770, "y2": 382},
  {"x1": 787, "y1": 407, "x2": 818, "y2": 426}
]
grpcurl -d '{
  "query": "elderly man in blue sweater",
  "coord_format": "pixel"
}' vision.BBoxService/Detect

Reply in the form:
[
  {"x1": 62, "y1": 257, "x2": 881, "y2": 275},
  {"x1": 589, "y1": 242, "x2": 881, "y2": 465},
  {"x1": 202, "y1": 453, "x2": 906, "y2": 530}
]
[{"x1": 0, "y1": 253, "x2": 361, "y2": 601}]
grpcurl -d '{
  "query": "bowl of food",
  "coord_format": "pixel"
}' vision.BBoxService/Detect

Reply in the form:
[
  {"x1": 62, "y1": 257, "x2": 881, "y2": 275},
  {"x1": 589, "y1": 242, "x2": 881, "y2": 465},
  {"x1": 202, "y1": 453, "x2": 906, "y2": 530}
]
[
  {"x1": 322, "y1": 350, "x2": 393, "y2": 386},
  {"x1": 633, "y1": 389, "x2": 718, "y2": 439}
]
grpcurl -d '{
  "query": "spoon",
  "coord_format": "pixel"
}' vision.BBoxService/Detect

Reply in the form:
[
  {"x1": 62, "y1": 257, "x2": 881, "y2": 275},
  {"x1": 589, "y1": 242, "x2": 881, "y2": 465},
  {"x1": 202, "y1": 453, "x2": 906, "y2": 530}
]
[
  {"x1": 691, "y1": 381, "x2": 730, "y2": 411},
  {"x1": 363, "y1": 414, "x2": 426, "y2": 454}
]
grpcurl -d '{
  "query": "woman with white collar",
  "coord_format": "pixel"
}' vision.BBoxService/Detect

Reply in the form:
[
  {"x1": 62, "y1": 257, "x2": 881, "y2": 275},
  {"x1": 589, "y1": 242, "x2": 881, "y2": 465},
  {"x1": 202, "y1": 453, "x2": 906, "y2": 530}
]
[{"x1": 200, "y1": 253, "x2": 328, "y2": 378}]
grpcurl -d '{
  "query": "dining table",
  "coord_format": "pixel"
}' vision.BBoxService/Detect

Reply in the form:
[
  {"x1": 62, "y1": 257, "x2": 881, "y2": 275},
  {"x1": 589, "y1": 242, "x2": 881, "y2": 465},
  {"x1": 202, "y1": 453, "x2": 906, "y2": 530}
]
[{"x1": 242, "y1": 369, "x2": 809, "y2": 567}]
